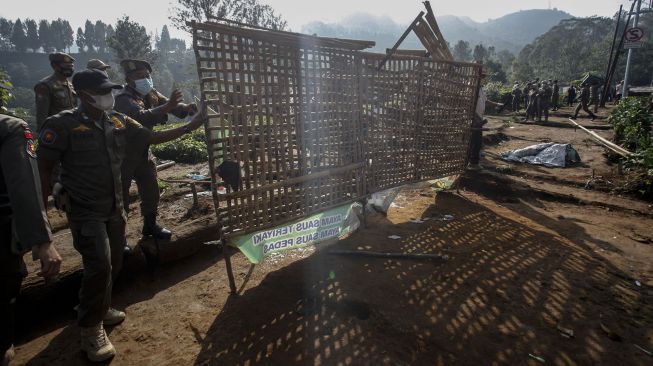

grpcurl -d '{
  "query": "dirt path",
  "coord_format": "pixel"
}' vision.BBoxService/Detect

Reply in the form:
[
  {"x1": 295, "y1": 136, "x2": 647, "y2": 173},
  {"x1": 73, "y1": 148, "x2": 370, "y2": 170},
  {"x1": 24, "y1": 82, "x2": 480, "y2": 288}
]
[{"x1": 11, "y1": 105, "x2": 653, "y2": 365}]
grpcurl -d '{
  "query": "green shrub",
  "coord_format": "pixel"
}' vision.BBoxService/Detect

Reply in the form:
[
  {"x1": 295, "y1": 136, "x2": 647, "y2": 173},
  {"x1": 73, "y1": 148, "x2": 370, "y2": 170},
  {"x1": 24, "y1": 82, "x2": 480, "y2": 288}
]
[
  {"x1": 151, "y1": 123, "x2": 209, "y2": 164},
  {"x1": 608, "y1": 97, "x2": 652, "y2": 153},
  {"x1": 484, "y1": 82, "x2": 512, "y2": 108}
]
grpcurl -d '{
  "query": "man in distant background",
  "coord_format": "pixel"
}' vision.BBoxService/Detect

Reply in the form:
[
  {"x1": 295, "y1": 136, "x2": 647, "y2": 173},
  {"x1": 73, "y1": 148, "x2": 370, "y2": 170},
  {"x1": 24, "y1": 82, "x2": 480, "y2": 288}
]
[
  {"x1": 34, "y1": 53, "x2": 77, "y2": 132},
  {"x1": 551, "y1": 80, "x2": 560, "y2": 111}
]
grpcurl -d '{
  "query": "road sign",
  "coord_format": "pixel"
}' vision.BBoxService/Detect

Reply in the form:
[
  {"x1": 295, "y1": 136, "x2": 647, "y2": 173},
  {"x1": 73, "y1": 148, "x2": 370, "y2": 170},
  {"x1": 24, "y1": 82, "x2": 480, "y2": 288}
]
[
  {"x1": 625, "y1": 27, "x2": 644, "y2": 42},
  {"x1": 624, "y1": 42, "x2": 642, "y2": 49}
]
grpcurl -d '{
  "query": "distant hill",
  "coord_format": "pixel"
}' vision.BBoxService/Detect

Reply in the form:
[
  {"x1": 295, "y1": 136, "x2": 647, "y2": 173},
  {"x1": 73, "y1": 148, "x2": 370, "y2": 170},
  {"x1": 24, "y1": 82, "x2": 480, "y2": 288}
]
[{"x1": 302, "y1": 9, "x2": 573, "y2": 54}]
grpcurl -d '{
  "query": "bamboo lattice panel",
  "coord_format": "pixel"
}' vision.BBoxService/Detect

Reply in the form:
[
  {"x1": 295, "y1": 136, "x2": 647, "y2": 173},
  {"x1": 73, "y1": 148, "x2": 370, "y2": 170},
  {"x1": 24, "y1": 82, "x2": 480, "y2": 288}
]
[
  {"x1": 191, "y1": 22, "x2": 481, "y2": 237},
  {"x1": 192, "y1": 22, "x2": 366, "y2": 236},
  {"x1": 361, "y1": 54, "x2": 480, "y2": 192}
]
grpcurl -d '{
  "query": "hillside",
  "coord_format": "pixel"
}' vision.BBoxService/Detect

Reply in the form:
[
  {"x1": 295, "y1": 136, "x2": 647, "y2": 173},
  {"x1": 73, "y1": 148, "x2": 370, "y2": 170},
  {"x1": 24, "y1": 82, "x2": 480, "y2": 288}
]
[{"x1": 302, "y1": 9, "x2": 572, "y2": 53}]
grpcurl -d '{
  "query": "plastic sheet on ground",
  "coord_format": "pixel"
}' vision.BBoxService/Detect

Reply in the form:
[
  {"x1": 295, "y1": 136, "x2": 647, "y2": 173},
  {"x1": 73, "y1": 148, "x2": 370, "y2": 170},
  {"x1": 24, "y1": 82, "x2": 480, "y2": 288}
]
[{"x1": 500, "y1": 143, "x2": 581, "y2": 168}]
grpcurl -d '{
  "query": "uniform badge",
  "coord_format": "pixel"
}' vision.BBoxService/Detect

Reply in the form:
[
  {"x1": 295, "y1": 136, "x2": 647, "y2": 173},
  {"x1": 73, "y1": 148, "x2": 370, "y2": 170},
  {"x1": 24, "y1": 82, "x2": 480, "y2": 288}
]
[
  {"x1": 72, "y1": 124, "x2": 91, "y2": 132},
  {"x1": 111, "y1": 116, "x2": 125, "y2": 129},
  {"x1": 40, "y1": 128, "x2": 57, "y2": 145},
  {"x1": 26, "y1": 140, "x2": 36, "y2": 158},
  {"x1": 24, "y1": 129, "x2": 34, "y2": 140}
]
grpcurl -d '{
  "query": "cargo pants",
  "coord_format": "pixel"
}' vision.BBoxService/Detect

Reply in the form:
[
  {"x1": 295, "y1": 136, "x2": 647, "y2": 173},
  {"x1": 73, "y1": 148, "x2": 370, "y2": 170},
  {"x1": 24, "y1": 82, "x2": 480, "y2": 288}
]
[
  {"x1": 69, "y1": 215, "x2": 125, "y2": 327},
  {"x1": 121, "y1": 151, "x2": 159, "y2": 216},
  {"x1": 0, "y1": 218, "x2": 26, "y2": 355}
]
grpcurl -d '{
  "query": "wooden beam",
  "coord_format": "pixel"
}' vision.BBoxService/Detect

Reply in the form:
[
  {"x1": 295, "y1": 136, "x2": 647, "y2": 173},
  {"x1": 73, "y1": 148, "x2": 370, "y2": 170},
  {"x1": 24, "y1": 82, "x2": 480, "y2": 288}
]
[{"x1": 376, "y1": 11, "x2": 425, "y2": 71}]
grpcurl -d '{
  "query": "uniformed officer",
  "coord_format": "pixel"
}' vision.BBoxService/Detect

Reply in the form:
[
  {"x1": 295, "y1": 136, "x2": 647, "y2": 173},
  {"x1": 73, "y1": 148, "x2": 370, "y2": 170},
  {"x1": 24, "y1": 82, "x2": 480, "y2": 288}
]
[
  {"x1": 34, "y1": 52, "x2": 78, "y2": 132},
  {"x1": 114, "y1": 59, "x2": 197, "y2": 241},
  {"x1": 37, "y1": 69, "x2": 205, "y2": 362},
  {"x1": 537, "y1": 82, "x2": 552, "y2": 122},
  {"x1": 551, "y1": 80, "x2": 560, "y2": 111},
  {"x1": 1, "y1": 113, "x2": 61, "y2": 366},
  {"x1": 572, "y1": 82, "x2": 596, "y2": 121},
  {"x1": 87, "y1": 59, "x2": 111, "y2": 73}
]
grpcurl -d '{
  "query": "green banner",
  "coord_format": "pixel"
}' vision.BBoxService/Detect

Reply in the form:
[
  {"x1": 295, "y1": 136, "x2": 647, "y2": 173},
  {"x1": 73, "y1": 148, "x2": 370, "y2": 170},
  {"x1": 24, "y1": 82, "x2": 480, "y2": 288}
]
[{"x1": 230, "y1": 203, "x2": 361, "y2": 264}]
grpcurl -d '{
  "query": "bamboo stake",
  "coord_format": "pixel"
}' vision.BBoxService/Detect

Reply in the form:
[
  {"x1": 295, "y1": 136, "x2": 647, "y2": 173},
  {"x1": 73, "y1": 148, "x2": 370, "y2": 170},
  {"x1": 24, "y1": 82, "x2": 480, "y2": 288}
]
[{"x1": 567, "y1": 118, "x2": 634, "y2": 157}]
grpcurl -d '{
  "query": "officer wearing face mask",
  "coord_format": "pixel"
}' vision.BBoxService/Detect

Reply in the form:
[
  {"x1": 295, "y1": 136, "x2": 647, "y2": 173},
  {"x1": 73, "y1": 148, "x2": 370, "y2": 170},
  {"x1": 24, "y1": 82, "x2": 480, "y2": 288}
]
[
  {"x1": 37, "y1": 69, "x2": 205, "y2": 362},
  {"x1": 114, "y1": 59, "x2": 197, "y2": 241},
  {"x1": 34, "y1": 53, "x2": 78, "y2": 132}
]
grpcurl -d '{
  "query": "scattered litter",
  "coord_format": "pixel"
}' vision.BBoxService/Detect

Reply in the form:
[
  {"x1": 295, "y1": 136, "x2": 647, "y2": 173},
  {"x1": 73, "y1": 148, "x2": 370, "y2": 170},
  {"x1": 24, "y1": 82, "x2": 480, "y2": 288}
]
[
  {"x1": 501, "y1": 143, "x2": 581, "y2": 167},
  {"x1": 186, "y1": 173, "x2": 210, "y2": 181},
  {"x1": 635, "y1": 280, "x2": 642, "y2": 287},
  {"x1": 388, "y1": 235, "x2": 401, "y2": 240},
  {"x1": 557, "y1": 324, "x2": 574, "y2": 338},
  {"x1": 217, "y1": 186, "x2": 227, "y2": 194},
  {"x1": 184, "y1": 191, "x2": 211, "y2": 199},
  {"x1": 442, "y1": 254, "x2": 450, "y2": 260},
  {"x1": 390, "y1": 202, "x2": 403, "y2": 209},
  {"x1": 409, "y1": 219, "x2": 425, "y2": 224},
  {"x1": 634, "y1": 344, "x2": 653, "y2": 357},
  {"x1": 442, "y1": 215, "x2": 455, "y2": 221},
  {"x1": 368, "y1": 188, "x2": 401, "y2": 213},
  {"x1": 528, "y1": 353, "x2": 545, "y2": 363}
]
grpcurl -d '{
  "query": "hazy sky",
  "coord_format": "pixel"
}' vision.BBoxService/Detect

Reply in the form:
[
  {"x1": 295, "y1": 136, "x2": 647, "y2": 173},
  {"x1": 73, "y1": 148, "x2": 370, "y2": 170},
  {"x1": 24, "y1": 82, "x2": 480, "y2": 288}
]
[{"x1": 0, "y1": 0, "x2": 633, "y2": 41}]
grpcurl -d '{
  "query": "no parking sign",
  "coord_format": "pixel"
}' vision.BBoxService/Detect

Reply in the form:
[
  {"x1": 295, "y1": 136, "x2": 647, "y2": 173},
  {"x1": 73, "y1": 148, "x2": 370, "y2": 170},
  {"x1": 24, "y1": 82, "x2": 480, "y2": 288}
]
[{"x1": 624, "y1": 27, "x2": 644, "y2": 49}]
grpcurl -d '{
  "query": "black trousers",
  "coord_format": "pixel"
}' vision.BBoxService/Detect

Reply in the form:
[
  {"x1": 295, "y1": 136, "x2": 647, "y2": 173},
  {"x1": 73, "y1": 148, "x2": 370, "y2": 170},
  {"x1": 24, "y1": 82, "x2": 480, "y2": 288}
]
[{"x1": 0, "y1": 218, "x2": 27, "y2": 355}]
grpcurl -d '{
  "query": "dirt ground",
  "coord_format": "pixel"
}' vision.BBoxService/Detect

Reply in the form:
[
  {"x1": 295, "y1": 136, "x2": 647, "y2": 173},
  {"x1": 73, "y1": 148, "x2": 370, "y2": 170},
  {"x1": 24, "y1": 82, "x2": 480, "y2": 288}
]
[{"x1": 11, "y1": 104, "x2": 653, "y2": 365}]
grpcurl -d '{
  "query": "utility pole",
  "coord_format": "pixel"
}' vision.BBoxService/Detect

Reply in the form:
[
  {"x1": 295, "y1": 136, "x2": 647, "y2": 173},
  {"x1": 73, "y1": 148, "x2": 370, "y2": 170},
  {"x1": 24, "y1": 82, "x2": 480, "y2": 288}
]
[{"x1": 622, "y1": 0, "x2": 642, "y2": 97}]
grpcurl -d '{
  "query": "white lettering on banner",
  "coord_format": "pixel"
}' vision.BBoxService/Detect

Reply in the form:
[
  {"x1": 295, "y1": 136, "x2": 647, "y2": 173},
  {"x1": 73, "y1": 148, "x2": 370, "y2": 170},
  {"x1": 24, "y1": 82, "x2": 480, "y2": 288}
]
[
  {"x1": 262, "y1": 227, "x2": 342, "y2": 254},
  {"x1": 252, "y1": 225, "x2": 293, "y2": 246}
]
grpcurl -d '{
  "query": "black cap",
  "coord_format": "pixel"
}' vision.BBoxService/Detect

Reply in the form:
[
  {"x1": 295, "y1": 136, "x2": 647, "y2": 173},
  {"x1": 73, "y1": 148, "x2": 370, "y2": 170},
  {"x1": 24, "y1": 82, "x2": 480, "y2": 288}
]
[{"x1": 72, "y1": 69, "x2": 123, "y2": 91}]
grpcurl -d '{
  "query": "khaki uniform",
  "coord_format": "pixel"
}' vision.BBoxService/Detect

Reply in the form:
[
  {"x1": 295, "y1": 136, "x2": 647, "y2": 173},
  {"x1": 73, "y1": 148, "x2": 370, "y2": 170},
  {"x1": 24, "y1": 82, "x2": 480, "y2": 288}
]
[
  {"x1": 34, "y1": 74, "x2": 78, "y2": 131},
  {"x1": 1, "y1": 114, "x2": 52, "y2": 355},
  {"x1": 511, "y1": 86, "x2": 522, "y2": 112},
  {"x1": 37, "y1": 107, "x2": 151, "y2": 327},
  {"x1": 114, "y1": 86, "x2": 189, "y2": 217}
]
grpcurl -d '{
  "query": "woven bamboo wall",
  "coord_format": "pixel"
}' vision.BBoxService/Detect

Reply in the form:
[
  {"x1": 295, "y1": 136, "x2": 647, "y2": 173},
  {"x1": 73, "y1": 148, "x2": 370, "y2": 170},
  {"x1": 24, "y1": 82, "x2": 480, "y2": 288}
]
[{"x1": 191, "y1": 21, "x2": 481, "y2": 237}]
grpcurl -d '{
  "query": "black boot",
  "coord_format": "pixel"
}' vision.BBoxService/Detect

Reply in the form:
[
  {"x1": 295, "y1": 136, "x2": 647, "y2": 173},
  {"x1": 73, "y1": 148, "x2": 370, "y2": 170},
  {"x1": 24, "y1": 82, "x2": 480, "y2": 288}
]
[{"x1": 142, "y1": 214, "x2": 172, "y2": 240}]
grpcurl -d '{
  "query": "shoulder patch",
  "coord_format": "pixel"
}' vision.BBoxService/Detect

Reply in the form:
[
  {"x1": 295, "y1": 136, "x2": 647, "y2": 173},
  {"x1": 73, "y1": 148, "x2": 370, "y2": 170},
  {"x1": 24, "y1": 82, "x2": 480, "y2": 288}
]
[
  {"x1": 26, "y1": 140, "x2": 36, "y2": 158},
  {"x1": 124, "y1": 116, "x2": 143, "y2": 128},
  {"x1": 24, "y1": 129, "x2": 34, "y2": 140},
  {"x1": 40, "y1": 128, "x2": 57, "y2": 145},
  {"x1": 111, "y1": 116, "x2": 125, "y2": 129}
]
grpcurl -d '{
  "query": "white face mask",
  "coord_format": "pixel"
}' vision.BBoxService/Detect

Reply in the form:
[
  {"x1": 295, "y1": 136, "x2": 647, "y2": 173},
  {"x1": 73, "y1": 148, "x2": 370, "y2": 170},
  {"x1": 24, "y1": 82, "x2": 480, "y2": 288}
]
[
  {"x1": 134, "y1": 77, "x2": 154, "y2": 95},
  {"x1": 87, "y1": 92, "x2": 115, "y2": 111}
]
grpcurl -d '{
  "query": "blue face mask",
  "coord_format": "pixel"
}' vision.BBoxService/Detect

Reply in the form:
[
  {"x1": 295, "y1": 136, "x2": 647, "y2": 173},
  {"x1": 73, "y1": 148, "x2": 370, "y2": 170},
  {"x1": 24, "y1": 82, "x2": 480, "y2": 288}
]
[{"x1": 134, "y1": 77, "x2": 153, "y2": 95}]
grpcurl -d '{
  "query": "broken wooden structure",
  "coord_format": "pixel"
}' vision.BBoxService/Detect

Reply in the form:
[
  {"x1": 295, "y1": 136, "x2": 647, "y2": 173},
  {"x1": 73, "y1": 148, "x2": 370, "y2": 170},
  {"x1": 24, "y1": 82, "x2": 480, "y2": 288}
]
[{"x1": 189, "y1": 2, "x2": 481, "y2": 292}]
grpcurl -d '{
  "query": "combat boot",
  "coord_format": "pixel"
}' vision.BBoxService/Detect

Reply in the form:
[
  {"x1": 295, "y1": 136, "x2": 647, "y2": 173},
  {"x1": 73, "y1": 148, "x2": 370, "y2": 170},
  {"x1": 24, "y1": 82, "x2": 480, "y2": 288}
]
[
  {"x1": 80, "y1": 324, "x2": 115, "y2": 362},
  {"x1": 142, "y1": 214, "x2": 172, "y2": 240},
  {"x1": 103, "y1": 308, "x2": 126, "y2": 326}
]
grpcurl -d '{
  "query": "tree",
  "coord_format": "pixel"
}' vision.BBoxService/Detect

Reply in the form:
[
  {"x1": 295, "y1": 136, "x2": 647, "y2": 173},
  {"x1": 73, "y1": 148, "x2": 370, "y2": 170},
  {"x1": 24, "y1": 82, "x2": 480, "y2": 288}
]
[
  {"x1": 157, "y1": 25, "x2": 172, "y2": 52},
  {"x1": 84, "y1": 20, "x2": 96, "y2": 52},
  {"x1": 170, "y1": 0, "x2": 287, "y2": 32},
  {"x1": 76, "y1": 27, "x2": 86, "y2": 52},
  {"x1": 38, "y1": 20, "x2": 53, "y2": 52},
  {"x1": 107, "y1": 16, "x2": 152, "y2": 60},
  {"x1": 452, "y1": 40, "x2": 471, "y2": 61},
  {"x1": 25, "y1": 19, "x2": 39, "y2": 52},
  {"x1": 170, "y1": 38, "x2": 187, "y2": 51},
  {"x1": 10, "y1": 19, "x2": 28, "y2": 52},
  {"x1": 496, "y1": 50, "x2": 515, "y2": 73},
  {"x1": 61, "y1": 20, "x2": 74, "y2": 51},
  {"x1": 472, "y1": 44, "x2": 488, "y2": 62},
  {"x1": 95, "y1": 21, "x2": 107, "y2": 53},
  {"x1": 0, "y1": 18, "x2": 13, "y2": 50}
]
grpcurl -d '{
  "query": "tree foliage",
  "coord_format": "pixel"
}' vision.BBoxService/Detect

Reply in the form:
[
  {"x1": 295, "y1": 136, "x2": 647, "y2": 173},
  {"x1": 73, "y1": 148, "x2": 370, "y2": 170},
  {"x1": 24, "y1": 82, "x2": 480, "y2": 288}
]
[
  {"x1": 170, "y1": 0, "x2": 287, "y2": 32},
  {"x1": 452, "y1": 40, "x2": 471, "y2": 61},
  {"x1": 84, "y1": 20, "x2": 96, "y2": 52},
  {"x1": 10, "y1": 19, "x2": 27, "y2": 52},
  {"x1": 107, "y1": 16, "x2": 153, "y2": 60}
]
